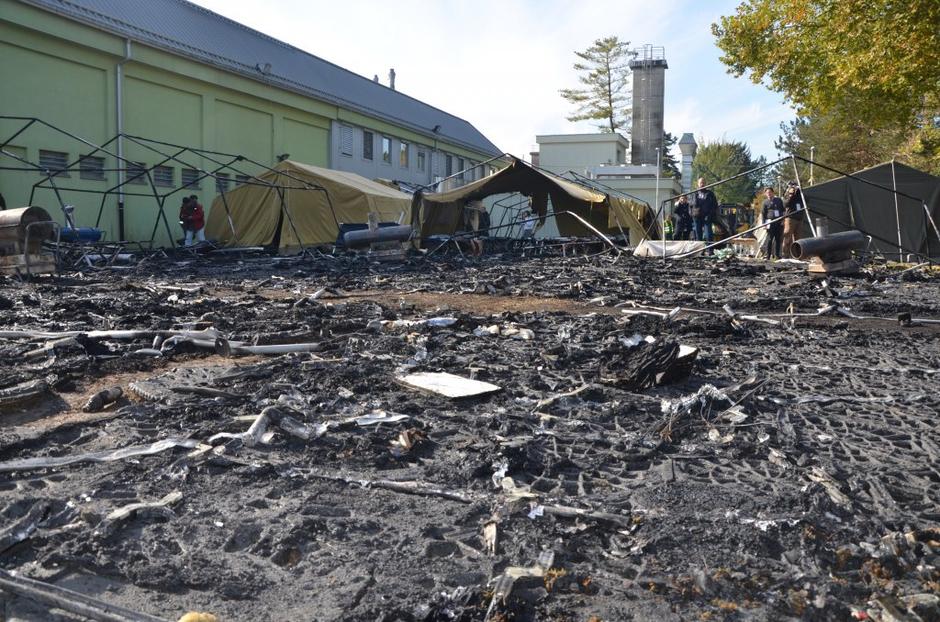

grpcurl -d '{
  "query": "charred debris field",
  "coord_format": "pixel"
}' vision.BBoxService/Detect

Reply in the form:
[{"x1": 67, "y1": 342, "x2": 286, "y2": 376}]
[{"x1": 1, "y1": 252, "x2": 939, "y2": 622}]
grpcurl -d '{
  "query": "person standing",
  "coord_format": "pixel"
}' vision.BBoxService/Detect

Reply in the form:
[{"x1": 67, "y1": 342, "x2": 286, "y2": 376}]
[
  {"x1": 673, "y1": 194, "x2": 693, "y2": 240},
  {"x1": 782, "y1": 183, "x2": 805, "y2": 258},
  {"x1": 693, "y1": 178, "x2": 718, "y2": 245},
  {"x1": 185, "y1": 194, "x2": 206, "y2": 246},
  {"x1": 179, "y1": 196, "x2": 193, "y2": 245},
  {"x1": 761, "y1": 186, "x2": 785, "y2": 259}
]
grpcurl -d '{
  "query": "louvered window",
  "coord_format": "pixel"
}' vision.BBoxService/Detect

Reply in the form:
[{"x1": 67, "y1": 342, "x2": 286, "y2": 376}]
[
  {"x1": 340, "y1": 126, "x2": 353, "y2": 156},
  {"x1": 236, "y1": 174, "x2": 251, "y2": 186},
  {"x1": 39, "y1": 150, "x2": 69, "y2": 176},
  {"x1": 79, "y1": 155, "x2": 105, "y2": 180},
  {"x1": 417, "y1": 151, "x2": 426, "y2": 171},
  {"x1": 126, "y1": 161, "x2": 146, "y2": 185},
  {"x1": 153, "y1": 165, "x2": 174, "y2": 187},
  {"x1": 182, "y1": 168, "x2": 201, "y2": 189},
  {"x1": 216, "y1": 173, "x2": 230, "y2": 194}
]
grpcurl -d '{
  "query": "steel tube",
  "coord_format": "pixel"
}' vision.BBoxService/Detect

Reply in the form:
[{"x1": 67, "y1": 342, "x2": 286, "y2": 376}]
[
  {"x1": 343, "y1": 225, "x2": 413, "y2": 248},
  {"x1": 791, "y1": 230, "x2": 867, "y2": 260}
]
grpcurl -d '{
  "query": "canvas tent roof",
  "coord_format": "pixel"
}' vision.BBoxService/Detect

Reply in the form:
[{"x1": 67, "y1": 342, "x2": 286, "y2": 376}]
[
  {"x1": 411, "y1": 157, "x2": 655, "y2": 245},
  {"x1": 803, "y1": 161, "x2": 940, "y2": 259},
  {"x1": 205, "y1": 160, "x2": 411, "y2": 249}
]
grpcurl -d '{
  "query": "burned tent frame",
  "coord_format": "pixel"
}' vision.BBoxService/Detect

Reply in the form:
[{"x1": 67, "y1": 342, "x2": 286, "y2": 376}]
[{"x1": 0, "y1": 116, "x2": 339, "y2": 253}]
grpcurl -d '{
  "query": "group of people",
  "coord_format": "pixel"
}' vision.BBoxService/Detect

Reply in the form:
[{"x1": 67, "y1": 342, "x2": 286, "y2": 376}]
[
  {"x1": 178, "y1": 195, "x2": 205, "y2": 246},
  {"x1": 666, "y1": 177, "x2": 806, "y2": 260},
  {"x1": 761, "y1": 182, "x2": 805, "y2": 259},
  {"x1": 669, "y1": 177, "x2": 719, "y2": 243}
]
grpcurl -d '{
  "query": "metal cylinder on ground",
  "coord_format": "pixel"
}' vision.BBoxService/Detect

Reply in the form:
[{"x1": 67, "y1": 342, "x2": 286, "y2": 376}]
[
  {"x1": 342, "y1": 225, "x2": 412, "y2": 249},
  {"x1": 791, "y1": 230, "x2": 867, "y2": 260},
  {"x1": 0, "y1": 206, "x2": 55, "y2": 252}
]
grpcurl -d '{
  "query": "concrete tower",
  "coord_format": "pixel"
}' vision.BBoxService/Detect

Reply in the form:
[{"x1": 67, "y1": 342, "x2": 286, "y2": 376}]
[
  {"x1": 629, "y1": 45, "x2": 667, "y2": 166},
  {"x1": 678, "y1": 133, "x2": 697, "y2": 194}
]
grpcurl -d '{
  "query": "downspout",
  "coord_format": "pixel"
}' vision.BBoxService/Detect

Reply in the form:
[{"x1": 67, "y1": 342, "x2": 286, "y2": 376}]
[{"x1": 115, "y1": 38, "x2": 132, "y2": 240}]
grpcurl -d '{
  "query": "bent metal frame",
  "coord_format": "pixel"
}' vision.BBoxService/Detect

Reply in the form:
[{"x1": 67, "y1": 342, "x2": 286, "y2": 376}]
[{"x1": 0, "y1": 116, "x2": 340, "y2": 255}]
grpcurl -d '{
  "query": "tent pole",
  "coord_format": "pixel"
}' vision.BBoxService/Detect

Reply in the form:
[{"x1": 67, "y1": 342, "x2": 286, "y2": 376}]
[
  {"x1": 891, "y1": 160, "x2": 903, "y2": 260},
  {"x1": 655, "y1": 147, "x2": 663, "y2": 262},
  {"x1": 922, "y1": 202, "x2": 940, "y2": 260},
  {"x1": 790, "y1": 155, "x2": 817, "y2": 237}
]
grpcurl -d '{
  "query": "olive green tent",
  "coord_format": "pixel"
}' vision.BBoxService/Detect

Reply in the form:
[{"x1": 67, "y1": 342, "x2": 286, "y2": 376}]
[
  {"x1": 206, "y1": 160, "x2": 411, "y2": 249},
  {"x1": 411, "y1": 157, "x2": 656, "y2": 245}
]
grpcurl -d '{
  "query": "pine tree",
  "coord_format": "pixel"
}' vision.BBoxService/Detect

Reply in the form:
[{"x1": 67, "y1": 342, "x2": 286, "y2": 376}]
[{"x1": 559, "y1": 36, "x2": 633, "y2": 134}]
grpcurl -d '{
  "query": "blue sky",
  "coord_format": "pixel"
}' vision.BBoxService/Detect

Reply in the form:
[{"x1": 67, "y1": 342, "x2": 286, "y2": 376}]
[{"x1": 190, "y1": 0, "x2": 795, "y2": 164}]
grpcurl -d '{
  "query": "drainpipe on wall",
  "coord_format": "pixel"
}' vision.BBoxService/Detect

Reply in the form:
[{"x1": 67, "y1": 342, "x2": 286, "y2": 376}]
[{"x1": 115, "y1": 38, "x2": 132, "y2": 241}]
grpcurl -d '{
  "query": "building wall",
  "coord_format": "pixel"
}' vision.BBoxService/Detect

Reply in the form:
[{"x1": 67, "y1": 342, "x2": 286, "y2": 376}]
[
  {"x1": 0, "y1": 2, "x2": 495, "y2": 246},
  {"x1": 536, "y1": 135, "x2": 628, "y2": 177}
]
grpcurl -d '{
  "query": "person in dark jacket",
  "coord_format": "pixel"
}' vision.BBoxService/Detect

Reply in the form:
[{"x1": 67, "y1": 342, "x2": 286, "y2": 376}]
[
  {"x1": 673, "y1": 194, "x2": 693, "y2": 240},
  {"x1": 761, "y1": 186, "x2": 785, "y2": 259},
  {"x1": 693, "y1": 178, "x2": 718, "y2": 244},
  {"x1": 782, "y1": 183, "x2": 805, "y2": 258}
]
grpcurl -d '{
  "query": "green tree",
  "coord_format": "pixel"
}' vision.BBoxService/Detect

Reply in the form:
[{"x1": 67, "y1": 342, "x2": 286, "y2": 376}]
[
  {"x1": 712, "y1": 0, "x2": 940, "y2": 129},
  {"x1": 692, "y1": 139, "x2": 767, "y2": 204},
  {"x1": 559, "y1": 36, "x2": 632, "y2": 133},
  {"x1": 661, "y1": 132, "x2": 680, "y2": 179},
  {"x1": 771, "y1": 110, "x2": 908, "y2": 186},
  {"x1": 895, "y1": 99, "x2": 940, "y2": 176}
]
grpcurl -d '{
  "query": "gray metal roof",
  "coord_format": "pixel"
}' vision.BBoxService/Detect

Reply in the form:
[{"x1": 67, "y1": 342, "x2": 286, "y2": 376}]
[{"x1": 21, "y1": 0, "x2": 502, "y2": 157}]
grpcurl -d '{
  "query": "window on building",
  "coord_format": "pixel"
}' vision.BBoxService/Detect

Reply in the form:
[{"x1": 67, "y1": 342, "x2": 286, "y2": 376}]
[
  {"x1": 126, "y1": 161, "x2": 147, "y2": 185},
  {"x1": 79, "y1": 154, "x2": 105, "y2": 181},
  {"x1": 417, "y1": 150, "x2": 426, "y2": 172},
  {"x1": 216, "y1": 173, "x2": 231, "y2": 194},
  {"x1": 363, "y1": 131, "x2": 374, "y2": 160},
  {"x1": 399, "y1": 141, "x2": 409, "y2": 168},
  {"x1": 445, "y1": 154, "x2": 453, "y2": 176},
  {"x1": 181, "y1": 168, "x2": 201, "y2": 189},
  {"x1": 381, "y1": 136, "x2": 391, "y2": 164},
  {"x1": 39, "y1": 150, "x2": 69, "y2": 177},
  {"x1": 340, "y1": 125, "x2": 353, "y2": 156},
  {"x1": 153, "y1": 165, "x2": 174, "y2": 187},
  {"x1": 457, "y1": 158, "x2": 465, "y2": 181},
  {"x1": 236, "y1": 174, "x2": 252, "y2": 186}
]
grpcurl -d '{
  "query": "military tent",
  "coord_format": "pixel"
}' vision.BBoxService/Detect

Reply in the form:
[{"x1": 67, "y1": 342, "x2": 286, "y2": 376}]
[
  {"x1": 803, "y1": 161, "x2": 940, "y2": 259},
  {"x1": 205, "y1": 160, "x2": 412, "y2": 250},
  {"x1": 411, "y1": 157, "x2": 656, "y2": 246}
]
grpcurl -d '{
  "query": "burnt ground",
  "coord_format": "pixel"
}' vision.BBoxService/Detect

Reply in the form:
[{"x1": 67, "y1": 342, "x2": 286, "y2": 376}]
[{"x1": 1, "y1": 249, "x2": 939, "y2": 621}]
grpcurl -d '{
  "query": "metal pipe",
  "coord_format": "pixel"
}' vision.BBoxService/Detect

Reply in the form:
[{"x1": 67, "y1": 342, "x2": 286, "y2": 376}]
[
  {"x1": 342, "y1": 225, "x2": 413, "y2": 248},
  {"x1": 116, "y1": 38, "x2": 133, "y2": 241},
  {"x1": 790, "y1": 230, "x2": 867, "y2": 260}
]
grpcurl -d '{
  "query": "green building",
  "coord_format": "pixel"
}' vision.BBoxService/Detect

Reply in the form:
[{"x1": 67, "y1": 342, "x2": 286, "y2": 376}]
[{"x1": 0, "y1": 0, "x2": 502, "y2": 246}]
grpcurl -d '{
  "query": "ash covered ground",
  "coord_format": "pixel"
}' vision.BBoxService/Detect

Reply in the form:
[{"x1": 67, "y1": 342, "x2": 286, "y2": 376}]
[{"x1": 1, "y1": 250, "x2": 939, "y2": 621}]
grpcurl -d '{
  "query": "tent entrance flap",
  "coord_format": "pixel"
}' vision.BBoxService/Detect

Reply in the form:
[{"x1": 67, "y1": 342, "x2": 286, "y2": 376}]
[{"x1": 412, "y1": 156, "x2": 656, "y2": 245}]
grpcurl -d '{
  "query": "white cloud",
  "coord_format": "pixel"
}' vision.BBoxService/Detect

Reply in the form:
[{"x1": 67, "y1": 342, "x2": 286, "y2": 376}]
[{"x1": 189, "y1": 0, "x2": 794, "y2": 162}]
